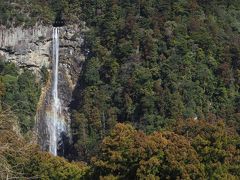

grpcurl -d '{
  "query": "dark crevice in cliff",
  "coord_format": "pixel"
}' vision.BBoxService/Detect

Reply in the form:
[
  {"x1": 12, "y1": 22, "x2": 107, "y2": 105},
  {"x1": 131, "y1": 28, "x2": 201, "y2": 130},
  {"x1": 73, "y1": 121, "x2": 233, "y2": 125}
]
[
  {"x1": 53, "y1": 11, "x2": 65, "y2": 27},
  {"x1": 0, "y1": 47, "x2": 15, "y2": 54},
  {"x1": 19, "y1": 64, "x2": 39, "y2": 68}
]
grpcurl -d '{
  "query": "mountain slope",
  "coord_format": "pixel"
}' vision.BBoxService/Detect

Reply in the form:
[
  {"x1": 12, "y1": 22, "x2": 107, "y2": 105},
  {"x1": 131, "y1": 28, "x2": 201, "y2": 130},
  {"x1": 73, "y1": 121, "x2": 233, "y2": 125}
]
[{"x1": 71, "y1": 0, "x2": 240, "y2": 161}]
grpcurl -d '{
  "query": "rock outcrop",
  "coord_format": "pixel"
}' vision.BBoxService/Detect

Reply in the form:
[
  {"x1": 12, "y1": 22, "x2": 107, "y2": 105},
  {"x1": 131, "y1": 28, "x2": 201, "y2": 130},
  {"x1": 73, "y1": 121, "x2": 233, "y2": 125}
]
[
  {"x1": 0, "y1": 25, "x2": 51, "y2": 74},
  {"x1": 0, "y1": 24, "x2": 87, "y2": 153}
]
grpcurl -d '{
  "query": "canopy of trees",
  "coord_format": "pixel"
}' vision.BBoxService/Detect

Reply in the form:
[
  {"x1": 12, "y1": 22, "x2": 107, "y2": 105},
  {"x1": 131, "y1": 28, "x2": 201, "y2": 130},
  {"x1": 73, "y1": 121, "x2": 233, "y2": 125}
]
[
  {"x1": 70, "y1": 0, "x2": 240, "y2": 164},
  {"x1": 0, "y1": 0, "x2": 239, "y2": 179},
  {"x1": 91, "y1": 121, "x2": 239, "y2": 179}
]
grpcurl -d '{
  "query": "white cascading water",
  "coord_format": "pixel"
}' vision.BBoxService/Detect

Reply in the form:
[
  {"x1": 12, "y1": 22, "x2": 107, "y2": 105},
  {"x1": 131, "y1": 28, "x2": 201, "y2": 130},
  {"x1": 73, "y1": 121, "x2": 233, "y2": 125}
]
[{"x1": 48, "y1": 27, "x2": 66, "y2": 155}]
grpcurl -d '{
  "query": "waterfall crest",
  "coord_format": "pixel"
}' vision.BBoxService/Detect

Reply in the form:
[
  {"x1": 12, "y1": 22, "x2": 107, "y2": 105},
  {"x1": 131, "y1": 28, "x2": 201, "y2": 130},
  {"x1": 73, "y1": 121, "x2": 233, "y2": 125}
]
[{"x1": 47, "y1": 27, "x2": 66, "y2": 155}]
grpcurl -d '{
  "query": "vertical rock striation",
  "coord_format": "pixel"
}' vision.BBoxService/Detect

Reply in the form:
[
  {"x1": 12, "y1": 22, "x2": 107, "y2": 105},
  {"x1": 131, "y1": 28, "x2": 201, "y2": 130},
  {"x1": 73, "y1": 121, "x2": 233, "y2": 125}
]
[{"x1": 0, "y1": 24, "x2": 87, "y2": 155}]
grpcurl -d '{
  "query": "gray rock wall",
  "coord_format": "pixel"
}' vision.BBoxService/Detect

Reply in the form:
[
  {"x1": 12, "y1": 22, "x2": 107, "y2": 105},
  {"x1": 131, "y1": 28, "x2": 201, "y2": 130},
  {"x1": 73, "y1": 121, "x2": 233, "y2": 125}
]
[
  {"x1": 0, "y1": 25, "x2": 51, "y2": 74},
  {"x1": 0, "y1": 24, "x2": 86, "y2": 151}
]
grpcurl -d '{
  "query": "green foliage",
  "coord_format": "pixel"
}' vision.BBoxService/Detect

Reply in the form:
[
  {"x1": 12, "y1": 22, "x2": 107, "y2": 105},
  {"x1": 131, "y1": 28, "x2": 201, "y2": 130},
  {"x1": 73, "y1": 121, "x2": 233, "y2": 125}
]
[
  {"x1": 0, "y1": 1, "x2": 239, "y2": 179},
  {"x1": 24, "y1": 152, "x2": 89, "y2": 179},
  {"x1": 84, "y1": 58, "x2": 101, "y2": 85},
  {"x1": 71, "y1": 0, "x2": 240, "y2": 163},
  {"x1": 40, "y1": 65, "x2": 49, "y2": 85},
  {"x1": 0, "y1": 0, "x2": 54, "y2": 27},
  {"x1": 0, "y1": 61, "x2": 40, "y2": 133}
]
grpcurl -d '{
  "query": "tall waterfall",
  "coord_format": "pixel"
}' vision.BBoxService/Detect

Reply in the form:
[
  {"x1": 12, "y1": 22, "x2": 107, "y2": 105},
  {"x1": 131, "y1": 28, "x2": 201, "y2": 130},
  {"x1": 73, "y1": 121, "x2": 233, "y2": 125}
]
[{"x1": 48, "y1": 27, "x2": 66, "y2": 155}]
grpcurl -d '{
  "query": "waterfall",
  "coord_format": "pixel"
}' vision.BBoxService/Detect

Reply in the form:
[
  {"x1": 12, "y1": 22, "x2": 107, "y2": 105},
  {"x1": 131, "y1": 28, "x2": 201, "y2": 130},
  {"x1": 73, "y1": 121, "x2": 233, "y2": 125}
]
[{"x1": 48, "y1": 27, "x2": 66, "y2": 155}]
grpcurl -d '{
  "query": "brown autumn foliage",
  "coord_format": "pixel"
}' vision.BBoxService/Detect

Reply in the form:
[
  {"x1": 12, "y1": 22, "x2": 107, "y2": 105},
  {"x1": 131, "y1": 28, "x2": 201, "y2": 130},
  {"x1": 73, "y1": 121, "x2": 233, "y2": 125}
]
[
  {"x1": 0, "y1": 109, "x2": 37, "y2": 179},
  {"x1": 92, "y1": 123, "x2": 205, "y2": 179},
  {"x1": 174, "y1": 119, "x2": 240, "y2": 178},
  {"x1": 0, "y1": 109, "x2": 89, "y2": 179},
  {"x1": 91, "y1": 120, "x2": 240, "y2": 179}
]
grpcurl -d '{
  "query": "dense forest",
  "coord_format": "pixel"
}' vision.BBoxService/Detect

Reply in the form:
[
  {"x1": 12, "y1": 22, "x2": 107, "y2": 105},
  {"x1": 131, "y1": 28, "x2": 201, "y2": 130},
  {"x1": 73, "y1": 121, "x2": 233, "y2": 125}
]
[{"x1": 0, "y1": 0, "x2": 240, "y2": 179}]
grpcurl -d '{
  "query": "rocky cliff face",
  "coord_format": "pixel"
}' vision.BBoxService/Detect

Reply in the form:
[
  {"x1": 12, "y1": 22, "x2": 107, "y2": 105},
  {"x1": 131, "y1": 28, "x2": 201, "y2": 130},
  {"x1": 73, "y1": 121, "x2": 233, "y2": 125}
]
[
  {"x1": 0, "y1": 24, "x2": 87, "y2": 152},
  {"x1": 0, "y1": 25, "x2": 51, "y2": 73}
]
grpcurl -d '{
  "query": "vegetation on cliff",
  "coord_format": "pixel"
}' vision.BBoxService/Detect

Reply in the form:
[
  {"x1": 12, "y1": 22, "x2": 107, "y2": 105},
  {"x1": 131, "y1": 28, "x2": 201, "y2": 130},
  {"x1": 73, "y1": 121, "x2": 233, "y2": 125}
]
[
  {"x1": 0, "y1": 0, "x2": 54, "y2": 27},
  {"x1": 0, "y1": 60, "x2": 40, "y2": 133}
]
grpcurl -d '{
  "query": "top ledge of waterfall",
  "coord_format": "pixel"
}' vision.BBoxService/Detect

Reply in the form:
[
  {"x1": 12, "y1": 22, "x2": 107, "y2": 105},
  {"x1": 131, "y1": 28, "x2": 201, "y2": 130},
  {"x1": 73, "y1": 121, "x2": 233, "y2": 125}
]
[{"x1": 53, "y1": 11, "x2": 65, "y2": 27}]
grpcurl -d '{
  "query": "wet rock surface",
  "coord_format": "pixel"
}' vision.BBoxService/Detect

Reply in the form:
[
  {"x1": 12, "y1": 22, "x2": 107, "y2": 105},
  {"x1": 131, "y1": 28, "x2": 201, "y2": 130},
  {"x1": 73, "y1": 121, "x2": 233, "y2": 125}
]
[{"x1": 0, "y1": 24, "x2": 87, "y2": 152}]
